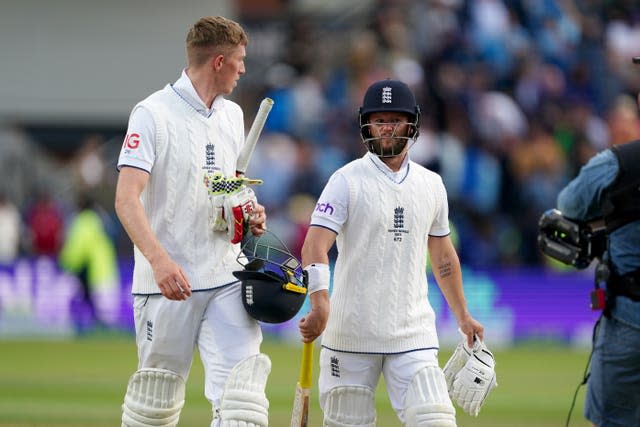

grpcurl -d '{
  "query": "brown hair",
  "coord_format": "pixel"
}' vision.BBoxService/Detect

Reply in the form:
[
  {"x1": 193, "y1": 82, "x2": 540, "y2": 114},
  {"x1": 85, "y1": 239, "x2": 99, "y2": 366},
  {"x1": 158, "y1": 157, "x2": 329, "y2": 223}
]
[{"x1": 186, "y1": 16, "x2": 248, "y2": 67}]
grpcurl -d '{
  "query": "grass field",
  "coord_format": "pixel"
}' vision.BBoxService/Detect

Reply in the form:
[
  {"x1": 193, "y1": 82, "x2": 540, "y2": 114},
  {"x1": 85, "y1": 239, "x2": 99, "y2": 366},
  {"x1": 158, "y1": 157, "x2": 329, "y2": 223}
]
[{"x1": 0, "y1": 334, "x2": 593, "y2": 427}]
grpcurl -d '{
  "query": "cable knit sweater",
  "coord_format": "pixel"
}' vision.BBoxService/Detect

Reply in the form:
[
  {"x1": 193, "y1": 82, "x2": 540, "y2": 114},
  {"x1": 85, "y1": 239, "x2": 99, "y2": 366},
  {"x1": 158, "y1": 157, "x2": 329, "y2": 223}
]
[
  {"x1": 322, "y1": 156, "x2": 449, "y2": 353},
  {"x1": 128, "y1": 85, "x2": 245, "y2": 294}
]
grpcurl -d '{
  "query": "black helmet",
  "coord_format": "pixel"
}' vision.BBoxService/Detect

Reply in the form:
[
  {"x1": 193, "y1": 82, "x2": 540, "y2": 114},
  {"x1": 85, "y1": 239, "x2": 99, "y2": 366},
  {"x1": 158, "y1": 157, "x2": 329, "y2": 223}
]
[
  {"x1": 233, "y1": 231, "x2": 307, "y2": 323},
  {"x1": 359, "y1": 79, "x2": 421, "y2": 157}
]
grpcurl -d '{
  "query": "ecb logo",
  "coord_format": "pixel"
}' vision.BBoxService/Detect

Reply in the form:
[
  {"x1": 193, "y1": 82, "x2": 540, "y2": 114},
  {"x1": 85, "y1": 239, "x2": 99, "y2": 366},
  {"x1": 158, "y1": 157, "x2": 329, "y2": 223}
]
[
  {"x1": 388, "y1": 206, "x2": 408, "y2": 242},
  {"x1": 203, "y1": 142, "x2": 216, "y2": 173},
  {"x1": 245, "y1": 284, "x2": 254, "y2": 305},
  {"x1": 381, "y1": 86, "x2": 392, "y2": 104}
]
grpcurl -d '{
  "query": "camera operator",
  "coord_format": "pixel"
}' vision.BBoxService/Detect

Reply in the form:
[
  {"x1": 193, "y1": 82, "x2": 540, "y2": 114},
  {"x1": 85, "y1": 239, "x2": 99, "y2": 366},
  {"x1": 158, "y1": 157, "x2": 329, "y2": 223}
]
[{"x1": 555, "y1": 60, "x2": 640, "y2": 427}]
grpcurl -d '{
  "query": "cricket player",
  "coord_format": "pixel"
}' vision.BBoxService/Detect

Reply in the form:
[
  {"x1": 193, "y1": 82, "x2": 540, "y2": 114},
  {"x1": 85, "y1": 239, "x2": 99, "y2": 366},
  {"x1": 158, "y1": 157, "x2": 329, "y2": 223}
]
[
  {"x1": 298, "y1": 79, "x2": 495, "y2": 426},
  {"x1": 115, "y1": 16, "x2": 269, "y2": 427}
]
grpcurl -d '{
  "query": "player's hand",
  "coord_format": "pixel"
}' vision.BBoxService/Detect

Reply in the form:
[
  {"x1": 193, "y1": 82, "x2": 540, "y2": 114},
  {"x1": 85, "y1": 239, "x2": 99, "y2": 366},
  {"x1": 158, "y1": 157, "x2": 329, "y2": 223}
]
[
  {"x1": 458, "y1": 315, "x2": 484, "y2": 347},
  {"x1": 249, "y1": 201, "x2": 267, "y2": 236},
  {"x1": 150, "y1": 253, "x2": 191, "y2": 301},
  {"x1": 299, "y1": 290, "x2": 329, "y2": 343}
]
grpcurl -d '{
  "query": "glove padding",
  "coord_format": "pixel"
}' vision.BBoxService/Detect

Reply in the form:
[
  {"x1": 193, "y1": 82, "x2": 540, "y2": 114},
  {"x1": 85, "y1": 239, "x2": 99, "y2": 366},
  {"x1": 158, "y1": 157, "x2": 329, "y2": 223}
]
[
  {"x1": 224, "y1": 185, "x2": 257, "y2": 244},
  {"x1": 209, "y1": 193, "x2": 228, "y2": 232},
  {"x1": 204, "y1": 172, "x2": 261, "y2": 243},
  {"x1": 442, "y1": 338, "x2": 472, "y2": 390},
  {"x1": 444, "y1": 337, "x2": 497, "y2": 416}
]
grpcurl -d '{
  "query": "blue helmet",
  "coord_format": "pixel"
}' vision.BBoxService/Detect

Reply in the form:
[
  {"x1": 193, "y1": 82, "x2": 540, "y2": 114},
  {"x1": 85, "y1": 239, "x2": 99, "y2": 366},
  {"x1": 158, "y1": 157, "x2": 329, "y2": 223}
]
[
  {"x1": 233, "y1": 231, "x2": 307, "y2": 323},
  {"x1": 359, "y1": 79, "x2": 421, "y2": 157}
]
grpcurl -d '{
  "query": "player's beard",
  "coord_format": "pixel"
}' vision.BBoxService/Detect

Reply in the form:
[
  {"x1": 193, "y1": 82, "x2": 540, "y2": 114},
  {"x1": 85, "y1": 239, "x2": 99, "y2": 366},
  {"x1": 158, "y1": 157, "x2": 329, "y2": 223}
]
[{"x1": 371, "y1": 136, "x2": 408, "y2": 157}]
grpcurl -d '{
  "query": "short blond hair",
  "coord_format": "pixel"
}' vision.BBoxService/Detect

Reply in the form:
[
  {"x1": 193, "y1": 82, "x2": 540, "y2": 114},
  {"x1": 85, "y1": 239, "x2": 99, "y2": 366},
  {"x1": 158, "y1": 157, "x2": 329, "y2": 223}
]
[{"x1": 186, "y1": 16, "x2": 248, "y2": 67}]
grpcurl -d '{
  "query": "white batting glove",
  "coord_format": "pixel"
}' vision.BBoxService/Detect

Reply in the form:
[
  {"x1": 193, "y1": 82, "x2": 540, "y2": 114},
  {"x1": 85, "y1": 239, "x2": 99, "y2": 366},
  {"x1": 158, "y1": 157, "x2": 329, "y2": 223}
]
[
  {"x1": 450, "y1": 340, "x2": 497, "y2": 416},
  {"x1": 204, "y1": 172, "x2": 261, "y2": 243},
  {"x1": 442, "y1": 339, "x2": 472, "y2": 390},
  {"x1": 209, "y1": 193, "x2": 228, "y2": 232}
]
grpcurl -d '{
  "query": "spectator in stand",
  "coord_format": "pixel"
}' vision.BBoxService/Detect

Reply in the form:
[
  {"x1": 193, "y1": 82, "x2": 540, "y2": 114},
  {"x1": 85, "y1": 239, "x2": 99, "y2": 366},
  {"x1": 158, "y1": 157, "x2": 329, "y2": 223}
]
[
  {"x1": 59, "y1": 194, "x2": 120, "y2": 333},
  {"x1": 25, "y1": 191, "x2": 64, "y2": 257},
  {"x1": 0, "y1": 191, "x2": 21, "y2": 264}
]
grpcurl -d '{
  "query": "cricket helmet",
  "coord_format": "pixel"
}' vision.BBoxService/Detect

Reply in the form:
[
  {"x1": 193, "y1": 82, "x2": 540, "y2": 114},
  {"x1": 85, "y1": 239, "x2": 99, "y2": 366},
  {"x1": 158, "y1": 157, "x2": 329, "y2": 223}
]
[
  {"x1": 359, "y1": 79, "x2": 421, "y2": 157},
  {"x1": 233, "y1": 230, "x2": 308, "y2": 323}
]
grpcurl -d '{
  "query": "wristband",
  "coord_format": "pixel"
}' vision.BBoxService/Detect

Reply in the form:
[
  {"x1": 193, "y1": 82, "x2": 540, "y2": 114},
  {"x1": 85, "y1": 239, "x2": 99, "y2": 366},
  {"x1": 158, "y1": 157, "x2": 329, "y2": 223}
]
[{"x1": 304, "y1": 263, "x2": 330, "y2": 294}]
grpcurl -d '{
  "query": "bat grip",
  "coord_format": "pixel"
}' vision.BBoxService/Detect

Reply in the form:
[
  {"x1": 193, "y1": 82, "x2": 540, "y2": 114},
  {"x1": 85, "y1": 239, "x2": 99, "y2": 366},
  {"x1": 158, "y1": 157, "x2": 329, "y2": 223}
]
[{"x1": 299, "y1": 341, "x2": 314, "y2": 388}]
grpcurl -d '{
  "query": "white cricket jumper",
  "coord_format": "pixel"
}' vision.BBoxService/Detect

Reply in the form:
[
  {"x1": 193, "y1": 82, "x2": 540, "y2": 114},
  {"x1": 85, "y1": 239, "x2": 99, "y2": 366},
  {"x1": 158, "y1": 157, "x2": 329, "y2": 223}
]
[
  {"x1": 321, "y1": 155, "x2": 450, "y2": 353},
  {"x1": 120, "y1": 84, "x2": 245, "y2": 294}
]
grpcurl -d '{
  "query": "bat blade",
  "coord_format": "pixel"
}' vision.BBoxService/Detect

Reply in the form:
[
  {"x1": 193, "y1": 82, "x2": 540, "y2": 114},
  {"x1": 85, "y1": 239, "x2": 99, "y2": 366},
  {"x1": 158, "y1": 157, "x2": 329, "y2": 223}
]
[
  {"x1": 236, "y1": 97, "x2": 274, "y2": 177},
  {"x1": 290, "y1": 382, "x2": 311, "y2": 427},
  {"x1": 290, "y1": 341, "x2": 314, "y2": 427}
]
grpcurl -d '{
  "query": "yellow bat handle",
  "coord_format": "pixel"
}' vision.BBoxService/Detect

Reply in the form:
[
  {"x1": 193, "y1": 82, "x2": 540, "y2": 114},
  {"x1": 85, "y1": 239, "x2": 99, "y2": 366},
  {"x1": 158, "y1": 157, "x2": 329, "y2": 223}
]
[{"x1": 299, "y1": 341, "x2": 314, "y2": 389}]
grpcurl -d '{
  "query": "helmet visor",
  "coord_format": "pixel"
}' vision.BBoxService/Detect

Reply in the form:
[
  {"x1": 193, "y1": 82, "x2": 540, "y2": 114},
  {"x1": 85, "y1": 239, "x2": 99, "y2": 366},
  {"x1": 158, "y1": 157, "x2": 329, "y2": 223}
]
[{"x1": 238, "y1": 231, "x2": 304, "y2": 286}]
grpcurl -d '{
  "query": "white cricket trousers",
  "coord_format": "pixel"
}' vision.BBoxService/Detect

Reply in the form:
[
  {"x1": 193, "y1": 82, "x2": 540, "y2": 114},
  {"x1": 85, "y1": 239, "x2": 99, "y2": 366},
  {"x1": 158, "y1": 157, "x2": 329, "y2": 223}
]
[
  {"x1": 319, "y1": 348, "x2": 440, "y2": 423},
  {"x1": 132, "y1": 282, "x2": 263, "y2": 407}
]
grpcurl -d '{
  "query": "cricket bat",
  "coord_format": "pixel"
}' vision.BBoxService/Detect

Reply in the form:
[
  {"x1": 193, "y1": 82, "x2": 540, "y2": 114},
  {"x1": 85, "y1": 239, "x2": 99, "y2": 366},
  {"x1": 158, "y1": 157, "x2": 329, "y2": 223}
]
[
  {"x1": 236, "y1": 97, "x2": 274, "y2": 177},
  {"x1": 290, "y1": 341, "x2": 314, "y2": 427}
]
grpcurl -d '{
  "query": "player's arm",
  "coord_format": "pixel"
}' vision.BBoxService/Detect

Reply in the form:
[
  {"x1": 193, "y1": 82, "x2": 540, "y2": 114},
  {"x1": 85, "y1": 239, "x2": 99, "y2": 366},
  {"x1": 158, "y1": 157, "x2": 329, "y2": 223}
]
[
  {"x1": 298, "y1": 225, "x2": 335, "y2": 343},
  {"x1": 434, "y1": 239, "x2": 497, "y2": 417},
  {"x1": 428, "y1": 235, "x2": 482, "y2": 346},
  {"x1": 115, "y1": 167, "x2": 191, "y2": 300}
]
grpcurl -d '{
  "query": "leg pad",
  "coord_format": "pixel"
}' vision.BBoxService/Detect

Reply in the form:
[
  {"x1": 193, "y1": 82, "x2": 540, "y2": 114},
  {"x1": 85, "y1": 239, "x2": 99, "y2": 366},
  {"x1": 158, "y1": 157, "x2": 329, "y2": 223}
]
[
  {"x1": 219, "y1": 353, "x2": 271, "y2": 427},
  {"x1": 323, "y1": 385, "x2": 376, "y2": 427},
  {"x1": 404, "y1": 366, "x2": 456, "y2": 427},
  {"x1": 122, "y1": 368, "x2": 185, "y2": 427}
]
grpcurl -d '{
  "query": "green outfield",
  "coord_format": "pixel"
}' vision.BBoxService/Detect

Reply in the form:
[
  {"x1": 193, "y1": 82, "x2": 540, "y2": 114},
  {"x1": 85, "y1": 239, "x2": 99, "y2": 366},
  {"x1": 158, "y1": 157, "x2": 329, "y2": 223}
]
[{"x1": 0, "y1": 335, "x2": 592, "y2": 427}]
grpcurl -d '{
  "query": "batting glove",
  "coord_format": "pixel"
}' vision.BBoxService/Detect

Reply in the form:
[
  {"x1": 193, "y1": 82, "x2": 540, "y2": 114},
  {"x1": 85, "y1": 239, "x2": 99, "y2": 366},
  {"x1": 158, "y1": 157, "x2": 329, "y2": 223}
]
[
  {"x1": 204, "y1": 172, "x2": 261, "y2": 243},
  {"x1": 224, "y1": 185, "x2": 257, "y2": 244},
  {"x1": 209, "y1": 192, "x2": 228, "y2": 232},
  {"x1": 442, "y1": 338, "x2": 472, "y2": 390},
  {"x1": 450, "y1": 340, "x2": 497, "y2": 416}
]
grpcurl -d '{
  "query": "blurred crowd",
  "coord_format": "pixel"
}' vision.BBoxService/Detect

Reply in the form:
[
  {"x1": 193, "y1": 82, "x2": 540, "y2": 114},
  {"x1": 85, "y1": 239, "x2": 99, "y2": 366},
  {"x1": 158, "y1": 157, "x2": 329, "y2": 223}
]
[{"x1": 2, "y1": 0, "x2": 640, "y2": 269}]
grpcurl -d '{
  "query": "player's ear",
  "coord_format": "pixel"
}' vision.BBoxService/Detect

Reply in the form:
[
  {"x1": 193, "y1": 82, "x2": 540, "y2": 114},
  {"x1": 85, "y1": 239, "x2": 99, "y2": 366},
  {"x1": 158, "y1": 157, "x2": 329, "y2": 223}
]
[{"x1": 212, "y1": 54, "x2": 224, "y2": 71}]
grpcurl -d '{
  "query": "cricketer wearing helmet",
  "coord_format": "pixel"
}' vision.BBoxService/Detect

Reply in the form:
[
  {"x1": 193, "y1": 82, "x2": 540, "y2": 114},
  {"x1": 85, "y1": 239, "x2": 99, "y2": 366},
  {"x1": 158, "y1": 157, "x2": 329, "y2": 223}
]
[{"x1": 298, "y1": 79, "x2": 496, "y2": 426}]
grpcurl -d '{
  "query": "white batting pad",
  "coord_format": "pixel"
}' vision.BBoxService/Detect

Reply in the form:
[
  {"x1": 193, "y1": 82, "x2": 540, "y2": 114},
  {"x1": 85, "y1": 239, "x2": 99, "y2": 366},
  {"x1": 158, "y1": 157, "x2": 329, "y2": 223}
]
[
  {"x1": 121, "y1": 368, "x2": 185, "y2": 427},
  {"x1": 323, "y1": 385, "x2": 376, "y2": 427},
  {"x1": 404, "y1": 365, "x2": 456, "y2": 427},
  {"x1": 219, "y1": 353, "x2": 271, "y2": 427}
]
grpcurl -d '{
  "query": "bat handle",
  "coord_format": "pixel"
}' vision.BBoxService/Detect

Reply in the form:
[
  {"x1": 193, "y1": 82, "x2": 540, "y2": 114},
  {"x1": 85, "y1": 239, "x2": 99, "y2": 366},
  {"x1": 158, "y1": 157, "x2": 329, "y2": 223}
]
[{"x1": 299, "y1": 341, "x2": 314, "y2": 388}]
